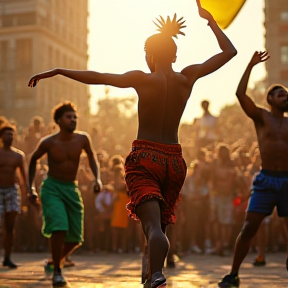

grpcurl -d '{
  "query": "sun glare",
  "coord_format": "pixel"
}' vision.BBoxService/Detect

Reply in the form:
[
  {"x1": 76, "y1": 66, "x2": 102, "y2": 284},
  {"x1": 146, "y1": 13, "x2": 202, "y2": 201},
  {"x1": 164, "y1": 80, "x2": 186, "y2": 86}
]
[{"x1": 88, "y1": 0, "x2": 265, "y2": 122}]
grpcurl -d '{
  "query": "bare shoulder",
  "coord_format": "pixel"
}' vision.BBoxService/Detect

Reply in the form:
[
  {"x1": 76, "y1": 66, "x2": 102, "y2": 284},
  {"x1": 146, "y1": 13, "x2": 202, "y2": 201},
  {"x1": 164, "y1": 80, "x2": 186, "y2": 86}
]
[
  {"x1": 260, "y1": 108, "x2": 273, "y2": 120},
  {"x1": 74, "y1": 131, "x2": 91, "y2": 142},
  {"x1": 175, "y1": 71, "x2": 192, "y2": 89},
  {"x1": 40, "y1": 133, "x2": 57, "y2": 145},
  {"x1": 11, "y1": 147, "x2": 25, "y2": 158}
]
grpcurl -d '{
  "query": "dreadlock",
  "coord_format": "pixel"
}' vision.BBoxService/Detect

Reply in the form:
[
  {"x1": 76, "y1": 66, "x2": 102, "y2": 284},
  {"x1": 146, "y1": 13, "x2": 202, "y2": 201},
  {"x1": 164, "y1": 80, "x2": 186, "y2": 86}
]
[{"x1": 144, "y1": 14, "x2": 186, "y2": 63}]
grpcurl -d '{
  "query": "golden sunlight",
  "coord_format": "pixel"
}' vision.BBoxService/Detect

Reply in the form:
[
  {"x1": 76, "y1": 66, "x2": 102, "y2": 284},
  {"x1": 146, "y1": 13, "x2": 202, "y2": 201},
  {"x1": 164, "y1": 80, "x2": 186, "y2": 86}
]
[{"x1": 88, "y1": 0, "x2": 265, "y2": 122}]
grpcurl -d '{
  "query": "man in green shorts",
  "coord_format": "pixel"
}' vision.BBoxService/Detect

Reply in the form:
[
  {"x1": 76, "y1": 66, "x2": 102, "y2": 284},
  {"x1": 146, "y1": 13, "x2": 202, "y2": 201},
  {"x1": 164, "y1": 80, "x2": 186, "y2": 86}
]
[{"x1": 29, "y1": 102, "x2": 102, "y2": 287}]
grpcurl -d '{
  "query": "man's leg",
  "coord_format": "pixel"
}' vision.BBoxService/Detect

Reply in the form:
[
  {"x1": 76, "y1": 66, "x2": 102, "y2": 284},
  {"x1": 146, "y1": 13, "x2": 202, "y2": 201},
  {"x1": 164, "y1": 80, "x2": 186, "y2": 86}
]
[
  {"x1": 283, "y1": 217, "x2": 288, "y2": 270},
  {"x1": 166, "y1": 225, "x2": 177, "y2": 267},
  {"x1": 218, "y1": 212, "x2": 267, "y2": 287},
  {"x1": 231, "y1": 212, "x2": 267, "y2": 273},
  {"x1": 137, "y1": 200, "x2": 169, "y2": 287},
  {"x1": 50, "y1": 231, "x2": 66, "y2": 273},
  {"x1": 60, "y1": 242, "x2": 80, "y2": 268},
  {"x1": 253, "y1": 221, "x2": 266, "y2": 266},
  {"x1": 3, "y1": 212, "x2": 18, "y2": 268}
]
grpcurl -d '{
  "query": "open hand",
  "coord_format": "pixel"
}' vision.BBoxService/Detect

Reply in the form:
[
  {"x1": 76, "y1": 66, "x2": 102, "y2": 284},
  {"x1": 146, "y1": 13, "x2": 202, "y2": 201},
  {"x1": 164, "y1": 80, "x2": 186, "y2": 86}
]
[
  {"x1": 196, "y1": 0, "x2": 213, "y2": 22},
  {"x1": 28, "y1": 69, "x2": 57, "y2": 88},
  {"x1": 250, "y1": 51, "x2": 270, "y2": 66}
]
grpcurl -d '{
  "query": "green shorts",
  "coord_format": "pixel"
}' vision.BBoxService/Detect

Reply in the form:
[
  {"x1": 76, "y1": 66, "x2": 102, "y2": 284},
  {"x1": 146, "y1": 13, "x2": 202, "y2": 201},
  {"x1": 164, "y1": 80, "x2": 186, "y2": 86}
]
[{"x1": 40, "y1": 176, "x2": 84, "y2": 243}]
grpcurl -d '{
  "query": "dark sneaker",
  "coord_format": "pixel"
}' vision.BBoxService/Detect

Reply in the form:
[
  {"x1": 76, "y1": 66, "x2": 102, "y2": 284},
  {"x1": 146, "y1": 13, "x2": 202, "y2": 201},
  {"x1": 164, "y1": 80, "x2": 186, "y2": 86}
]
[
  {"x1": 151, "y1": 271, "x2": 166, "y2": 288},
  {"x1": 52, "y1": 273, "x2": 67, "y2": 287},
  {"x1": 253, "y1": 255, "x2": 266, "y2": 266},
  {"x1": 218, "y1": 274, "x2": 240, "y2": 288},
  {"x1": 3, "y1": 259, "x2": 17, "y2": 269}
]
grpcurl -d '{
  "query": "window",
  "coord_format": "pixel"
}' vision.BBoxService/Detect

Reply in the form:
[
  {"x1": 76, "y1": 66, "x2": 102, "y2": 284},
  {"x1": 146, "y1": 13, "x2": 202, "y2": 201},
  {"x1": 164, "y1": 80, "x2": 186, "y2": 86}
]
[
  {"x1": 0, "y1": 41, "x2": 9, "y2": 71},
  {"x1": 17, "y1": 13, "x2": 36, "y2": 26},
  {"x1": 15, "y1": 38, "x2": 32, "y2": 70},
  {"x1": 281, "y1": 46, "x2": 288, "y2": 64},
  {"x1": 281, "y1": 11, "x2": 288, "y2": 22}
]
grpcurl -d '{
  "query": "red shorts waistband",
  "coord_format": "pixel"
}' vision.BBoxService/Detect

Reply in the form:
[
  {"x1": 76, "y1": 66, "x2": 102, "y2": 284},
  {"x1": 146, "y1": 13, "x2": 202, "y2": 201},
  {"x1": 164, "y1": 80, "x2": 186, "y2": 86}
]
[{"x1": 131, "y1": 139, "x2": 182, "y2": 155}]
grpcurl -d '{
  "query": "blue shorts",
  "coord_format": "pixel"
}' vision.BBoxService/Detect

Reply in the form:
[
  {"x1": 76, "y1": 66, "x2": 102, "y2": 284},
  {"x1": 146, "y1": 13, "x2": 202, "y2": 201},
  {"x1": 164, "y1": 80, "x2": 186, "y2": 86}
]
[{"x1": 247, "y1": 170, "x2": 288, "y2": 217}]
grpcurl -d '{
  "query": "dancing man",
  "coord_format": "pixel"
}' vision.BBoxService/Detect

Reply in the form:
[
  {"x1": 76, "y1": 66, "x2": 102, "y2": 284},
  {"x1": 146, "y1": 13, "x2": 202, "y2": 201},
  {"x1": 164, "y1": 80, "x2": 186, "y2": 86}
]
[
  {"x1": 28, "y1": 102, "x2": 102, "y2": 287},
  {"x1": 217, "y1": 51, "x2": 288, "y2": 288},
  {"x1": 28, "y1": 1, "x2": 237, "y2": 287}
]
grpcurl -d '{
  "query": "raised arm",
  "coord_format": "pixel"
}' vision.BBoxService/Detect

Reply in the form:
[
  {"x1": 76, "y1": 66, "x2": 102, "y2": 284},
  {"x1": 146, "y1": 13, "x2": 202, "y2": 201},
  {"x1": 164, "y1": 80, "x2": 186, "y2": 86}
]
[
  {"x1": 28, "y1": 68, "x2": 148, "y2": 89},
  {"x1": 82, "y1": 134, "x2": 102, "y2": 193},
  {"x1": 181, "y1": 0, "x2": 237, "y2": 86},
  {"x1": 236, "y1": 51, "x2": 269, "y2": 120}
]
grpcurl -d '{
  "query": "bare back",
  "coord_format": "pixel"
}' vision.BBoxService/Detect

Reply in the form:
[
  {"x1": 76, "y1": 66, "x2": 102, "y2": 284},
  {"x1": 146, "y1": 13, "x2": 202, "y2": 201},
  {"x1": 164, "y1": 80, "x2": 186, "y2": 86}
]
[
  {"x1": 255, "y1": 110, "x2": 288, "y2": 171},
  {"x1": 0, "y1": 148, "x2": 23, "y2": 188},
  {"x1": 136, "y1": 70, "x2": 191, "y2": 144},
  {"x1": 40, "y1": 133, "x2": 89, "y2": 182}
]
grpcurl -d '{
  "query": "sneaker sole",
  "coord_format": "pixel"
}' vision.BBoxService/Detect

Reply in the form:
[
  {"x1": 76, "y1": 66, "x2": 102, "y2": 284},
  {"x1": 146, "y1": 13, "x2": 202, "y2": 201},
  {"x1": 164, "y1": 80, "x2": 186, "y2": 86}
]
[
  {"x1": 218, "y1": 284, "x2": 239, "y2": 288},
  {"x1": 155, "y1": 283, "x2": 167, "y2": 288}
]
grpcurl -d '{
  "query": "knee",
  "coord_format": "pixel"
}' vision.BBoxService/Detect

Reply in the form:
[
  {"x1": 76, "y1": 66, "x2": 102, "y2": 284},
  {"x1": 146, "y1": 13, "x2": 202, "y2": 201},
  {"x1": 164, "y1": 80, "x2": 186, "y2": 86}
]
[{"x1": 239, "y1": 222, "x2": 258, "y2": 240}]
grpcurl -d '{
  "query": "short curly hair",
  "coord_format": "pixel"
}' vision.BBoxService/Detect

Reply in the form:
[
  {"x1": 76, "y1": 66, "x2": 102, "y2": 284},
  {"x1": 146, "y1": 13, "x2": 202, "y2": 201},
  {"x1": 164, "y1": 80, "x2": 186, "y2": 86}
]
[
  {"x1": 0, "y1": 124, "x2": 14, "y2": 137},
  {"x1": 266, "y1": 84, "x2": 287, "y2": 105},
  {"x1": 52, "y1": 102, "x2": 76, "y2": 123}
]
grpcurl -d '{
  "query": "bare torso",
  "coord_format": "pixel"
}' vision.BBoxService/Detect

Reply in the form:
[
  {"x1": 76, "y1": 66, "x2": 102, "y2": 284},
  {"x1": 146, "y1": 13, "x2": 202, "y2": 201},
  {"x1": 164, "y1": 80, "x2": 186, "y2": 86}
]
[
  {"x1": 255, "y1": 110, "x2": 288, "y2": 171},
  {"x1": 214, "y1": 162, "x2": 236, "y2": 194},
  {"x1": 43, "y1": 133, "x2": 88, "y2": 182},
  {"x1": 0, "y1": 148, "x2": 23, "y2": 188},
  {"x1": 135, "y1": 70, "x2": 191, "y2": 144}
]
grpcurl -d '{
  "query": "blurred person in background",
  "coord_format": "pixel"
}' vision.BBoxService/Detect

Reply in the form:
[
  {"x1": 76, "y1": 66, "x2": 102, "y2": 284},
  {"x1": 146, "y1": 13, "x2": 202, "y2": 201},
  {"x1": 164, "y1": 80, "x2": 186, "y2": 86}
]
[
  {"x1": 212, "y1": 144, "x2": 236, "y2": 256},
  {"x1": 0, "y1": 124, "x2": 30, "y2": 268},
  {"x1": 110, "y1": 164, "x2": 129, "y2": 253},
  {"x1": 77, "y1": 153, "x2": 96, "y2": 252},
  {"x1": 95, "y1": 183, "x2": 114, "y2": 252},
  {"x1": 194, "y1": 100, "x2": 218, "y2": 153}
]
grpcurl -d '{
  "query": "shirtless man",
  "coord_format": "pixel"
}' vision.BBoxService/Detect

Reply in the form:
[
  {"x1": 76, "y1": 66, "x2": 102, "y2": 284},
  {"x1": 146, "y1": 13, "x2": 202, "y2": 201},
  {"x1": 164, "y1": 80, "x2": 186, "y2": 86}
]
[
  {"x1": 212, "y1": 144, "x2": 236, "y2": 256},
  {"x1": 28, "y1": 1, "x2": 237, "y2": 286},
  {"x1": 217, "y1": 51, "x2": 288, "y2": 287},
  {"x1": 28, "y1": 102, "x2": 101, "y2": 287},
  {"x1": 0, "y1": 125, "x2": 29, "y2": 268}
]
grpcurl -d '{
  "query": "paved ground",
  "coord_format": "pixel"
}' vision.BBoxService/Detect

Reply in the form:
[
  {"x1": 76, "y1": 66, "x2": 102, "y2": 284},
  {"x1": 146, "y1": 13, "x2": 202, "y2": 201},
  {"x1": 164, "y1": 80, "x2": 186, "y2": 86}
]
[{"x1": 0, "y1": 252, "x2": 287, "y2": 287}]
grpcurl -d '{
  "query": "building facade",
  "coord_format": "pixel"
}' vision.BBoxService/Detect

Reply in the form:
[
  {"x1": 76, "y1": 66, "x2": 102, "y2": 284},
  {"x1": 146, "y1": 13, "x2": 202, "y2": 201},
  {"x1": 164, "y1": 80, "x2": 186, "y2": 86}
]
[
  {"x1": 0, "y1": 0, "x2": 89, "y2": 126},
  {"x1": 265, "y1": 0, "x2": 288, "y2": 87}
]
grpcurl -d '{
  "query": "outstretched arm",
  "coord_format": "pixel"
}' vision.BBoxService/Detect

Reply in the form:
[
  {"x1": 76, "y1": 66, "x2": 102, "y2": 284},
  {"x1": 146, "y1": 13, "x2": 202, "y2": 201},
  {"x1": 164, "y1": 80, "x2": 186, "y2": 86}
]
[
  {"x1": 181, "y1": 0, "x2": 237, "y2": 86},
  {"x1": 236, "y1": 51, "x2": 269, "y2": 120},
  {"x1": 28, "y1": 69, "x2": 147, "y2": 89}
]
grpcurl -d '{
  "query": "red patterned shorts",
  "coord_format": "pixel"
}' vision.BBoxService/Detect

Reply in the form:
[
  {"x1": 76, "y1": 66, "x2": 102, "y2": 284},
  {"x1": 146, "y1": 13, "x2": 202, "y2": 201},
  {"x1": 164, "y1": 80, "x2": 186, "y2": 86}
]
[{"x1": 125, "y1": 140, "x2": 187, "y2": 225}]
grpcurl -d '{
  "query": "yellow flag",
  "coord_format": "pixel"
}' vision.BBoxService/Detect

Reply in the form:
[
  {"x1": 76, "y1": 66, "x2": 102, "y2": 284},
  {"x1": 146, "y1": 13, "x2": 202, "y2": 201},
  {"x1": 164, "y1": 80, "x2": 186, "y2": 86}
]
[{"x1": 201, "y1": 0, "x2": 247, "y2": 29}]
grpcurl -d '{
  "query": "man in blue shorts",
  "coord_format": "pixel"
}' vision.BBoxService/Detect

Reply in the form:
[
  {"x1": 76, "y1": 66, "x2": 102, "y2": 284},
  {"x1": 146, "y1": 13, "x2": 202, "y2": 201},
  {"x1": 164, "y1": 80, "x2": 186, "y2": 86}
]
[{"x1": 218, "y1": 51, "x2": 288, "y2": 287}]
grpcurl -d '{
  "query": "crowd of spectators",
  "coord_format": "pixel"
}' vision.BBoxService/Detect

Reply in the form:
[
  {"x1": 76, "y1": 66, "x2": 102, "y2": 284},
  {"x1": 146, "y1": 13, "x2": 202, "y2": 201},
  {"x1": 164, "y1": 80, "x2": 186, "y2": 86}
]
[{"x1": 0, "y1": 95, "x2": 286, "y2": 265}]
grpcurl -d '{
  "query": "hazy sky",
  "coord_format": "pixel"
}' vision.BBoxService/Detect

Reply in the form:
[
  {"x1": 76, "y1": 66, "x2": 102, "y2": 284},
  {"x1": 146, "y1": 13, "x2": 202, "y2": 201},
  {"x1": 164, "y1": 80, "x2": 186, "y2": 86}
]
[{"x1": 88, "y1": 0, "x2": 265, "y2": 123}]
